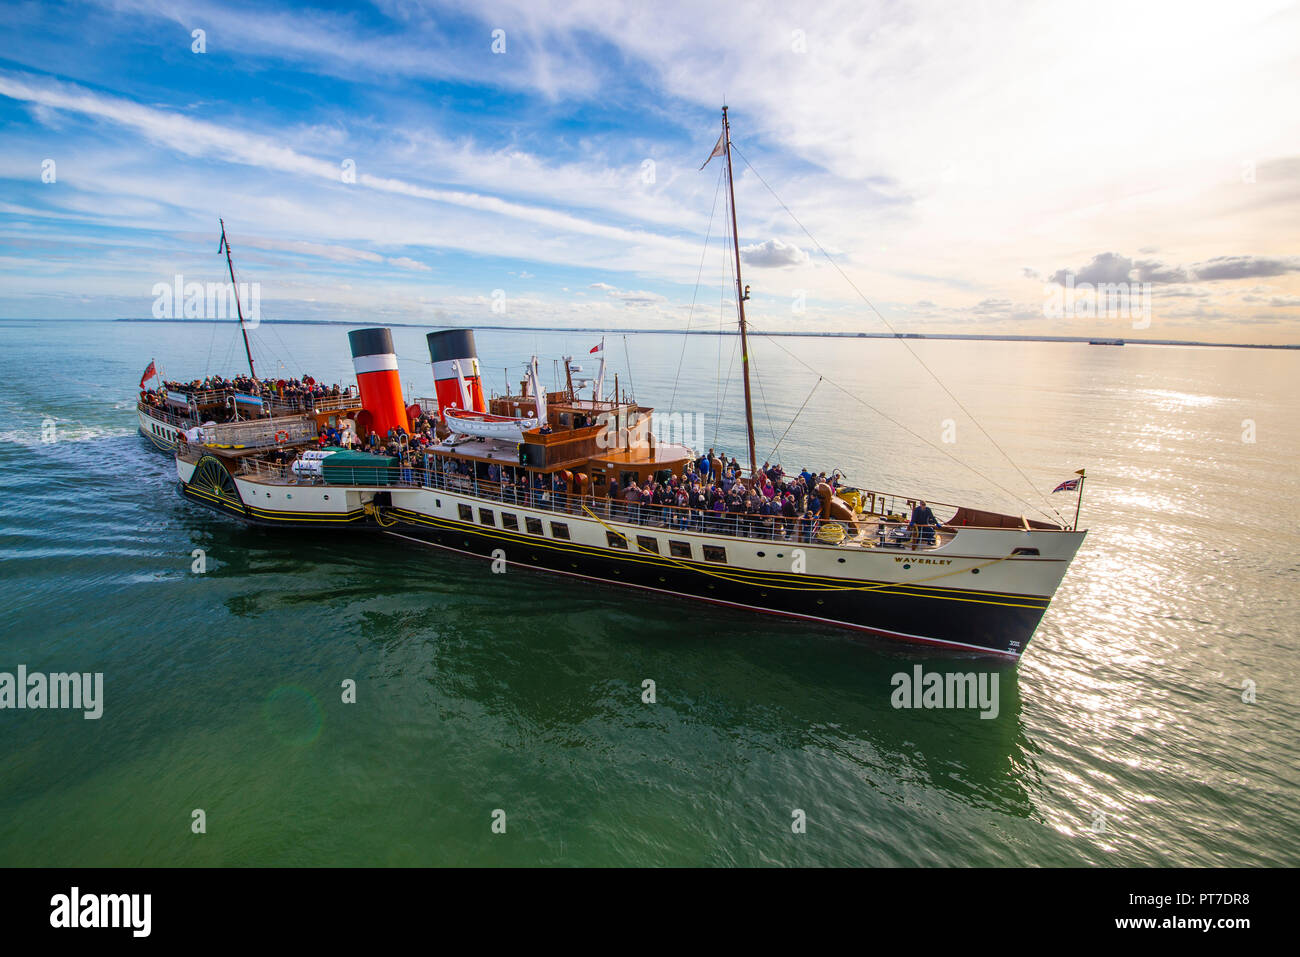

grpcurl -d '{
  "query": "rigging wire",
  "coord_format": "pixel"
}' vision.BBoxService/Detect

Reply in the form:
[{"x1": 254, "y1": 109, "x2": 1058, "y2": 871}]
[
  {"x1": 730, "y1": 142, "x2": 1066, "y2": 525},
  {"x1": 746, "y1": 345, "x2": 780, "y2": 457},
  {"x1": 712, "y1": 208, "x2": 740, "y2": 447},
  {"x1": 671, "y1": 163, "x2": 726, "y2": 410},
  {"x1": 622, "y1": 335, "x2": 635, "y2": 402},
  {"x1": 712, "y1": 332, "x2": 740, "y2": 449},
  {"x1": 749, "y1": 320, "x2": 1056, "y2": 522},
  {"x1": 768, "y1": 376, "x2": 821, "y2": 462}
]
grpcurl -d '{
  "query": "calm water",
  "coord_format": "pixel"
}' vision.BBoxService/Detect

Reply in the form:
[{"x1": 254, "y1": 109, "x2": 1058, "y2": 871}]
[{"x1": 0, "y1": 319, "x2": 1297, "y2": 866}]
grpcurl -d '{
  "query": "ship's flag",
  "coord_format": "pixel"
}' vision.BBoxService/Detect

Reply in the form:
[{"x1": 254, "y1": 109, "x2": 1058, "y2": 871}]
[
  {"x1": 589, "y1": 342, "x2": 603, "y2": 354},
  {"x1": 700, "y1": 129, "x2": 726, "y2": 169},
  {"x1": 1052, "y1": 478, "x2": 1080, "y2": 493},
  {"x1": 139, "y1": 359, "x2": 157, "y2": 389}
]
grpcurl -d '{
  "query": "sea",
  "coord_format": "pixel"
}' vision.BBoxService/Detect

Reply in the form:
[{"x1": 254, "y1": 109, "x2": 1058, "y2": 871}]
[{"x1": 0, "y1": 318, "x2": 1296, "y2": 866}]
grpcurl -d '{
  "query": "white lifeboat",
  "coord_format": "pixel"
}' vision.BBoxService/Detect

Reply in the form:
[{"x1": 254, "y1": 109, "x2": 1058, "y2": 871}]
[{"x1": 442, "y1": 407, "x2": 538, "y2": 443}]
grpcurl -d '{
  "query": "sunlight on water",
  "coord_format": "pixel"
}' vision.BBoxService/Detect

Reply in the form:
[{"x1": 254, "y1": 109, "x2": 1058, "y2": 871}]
[{"x1": 0, "y1": 321, "x2": 1296, "y2": 867}]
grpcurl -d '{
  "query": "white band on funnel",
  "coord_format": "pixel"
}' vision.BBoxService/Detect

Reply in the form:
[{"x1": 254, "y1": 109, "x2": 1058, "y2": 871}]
[
  {"x1": 432, "y1": 357, "x2": 480, "y2": 380},
  {"x1": 353, "y1": 353, "x2": 399, "y2": 375}
]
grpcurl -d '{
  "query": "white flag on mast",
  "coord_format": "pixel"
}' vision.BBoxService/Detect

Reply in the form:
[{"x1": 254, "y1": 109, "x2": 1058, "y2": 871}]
[{"x1": 700, "y1": 129, "x2": 726, "y2": 169}]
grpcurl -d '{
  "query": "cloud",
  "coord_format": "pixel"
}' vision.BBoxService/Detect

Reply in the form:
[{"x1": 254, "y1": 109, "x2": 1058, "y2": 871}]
[
  {"x1": 740, "y1": 238, "x2": 809, "y2": 268},
  {"x1": 1047, "y1": 251, "x2": 1300, "y2": 285},
  {"x1": 388, "y1": 256, "x2": 431, "y2": 271},
  {"x1": 1189, "y1": 255, "x2": 1300, "y2": 281},
  {"x1": 1047, "y1": 252, "x2": 1133, "y2": 286},
  {"x1": 1242, "y1": 293, "x2": 1300, "y2": 307},
  {"x1": 0, "y1": 72, "x2": 694, "y2": 258},
  {"x1": 588, "y1": 281, "x2": 666, "y2": 305}
]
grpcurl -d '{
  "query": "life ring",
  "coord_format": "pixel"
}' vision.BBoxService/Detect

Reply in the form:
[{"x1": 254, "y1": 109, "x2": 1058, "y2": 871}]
[{"x1": 274, "y1": 430, "x2": 290, "y2": 444}]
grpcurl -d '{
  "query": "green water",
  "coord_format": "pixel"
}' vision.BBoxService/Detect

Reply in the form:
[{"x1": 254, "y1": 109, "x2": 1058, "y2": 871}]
[{"x1": 1, "y1": 320, "x2": 1297, "y2": 866}]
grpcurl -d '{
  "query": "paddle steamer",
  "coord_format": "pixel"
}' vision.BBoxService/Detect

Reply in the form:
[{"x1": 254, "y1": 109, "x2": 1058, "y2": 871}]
[{"x1": 172, "y1": 110, "x2": 1086, "y2": 658}]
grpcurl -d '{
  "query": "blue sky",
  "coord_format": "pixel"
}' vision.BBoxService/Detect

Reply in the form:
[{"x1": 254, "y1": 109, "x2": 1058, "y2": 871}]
[{"x1": 2, "y1": 0, "x2": 1299, "y2": 341}]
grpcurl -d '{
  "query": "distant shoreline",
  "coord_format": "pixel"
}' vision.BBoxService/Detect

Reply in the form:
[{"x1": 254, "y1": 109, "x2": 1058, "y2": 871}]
[{"x1": 8, "y1": 317, "x2": 1299, "y2": 350}]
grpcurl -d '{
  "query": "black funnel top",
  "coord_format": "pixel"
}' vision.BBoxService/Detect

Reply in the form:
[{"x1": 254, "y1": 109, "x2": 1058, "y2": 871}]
[
  {"x1": 427, "y1": 329, "x2": 478, "y2": 363},
  {"x1": 348, "y1": 327, "x2": 394, "y2": 358}
]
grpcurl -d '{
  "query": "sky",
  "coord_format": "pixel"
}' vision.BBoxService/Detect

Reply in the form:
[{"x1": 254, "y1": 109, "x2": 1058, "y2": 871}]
[{"x1": 1, "y1": 0, "x2": 1299, "y2": 342}]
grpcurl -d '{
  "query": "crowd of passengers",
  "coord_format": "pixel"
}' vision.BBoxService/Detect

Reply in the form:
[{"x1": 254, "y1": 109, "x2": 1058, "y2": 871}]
[
  {"x1": 286, "y1": 421, "x2": 948, "y2": 544},
  {"x1": 141, "y1": 374, "x2": 349, "y2": 419},
  {"x1": 408, "y1": 444, "x2": 845, "y2": 543},
  {"x1": 597, "y1": 450, "x2": 839, "y2": 542}
]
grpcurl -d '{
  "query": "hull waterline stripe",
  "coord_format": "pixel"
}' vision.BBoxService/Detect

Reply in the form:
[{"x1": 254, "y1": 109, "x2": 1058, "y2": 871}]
[
  {"x1": 380, "y1": 528, "x2": 1022, "y2": 659},
  {"x1": 383, "y1": 506, "x2": 1049, "y2": 610}
]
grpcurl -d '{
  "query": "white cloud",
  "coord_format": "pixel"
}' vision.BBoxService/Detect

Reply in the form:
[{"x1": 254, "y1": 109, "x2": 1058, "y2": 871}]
[{"x1": 740, "y1": 238, "x2": 809, "y2": 268}]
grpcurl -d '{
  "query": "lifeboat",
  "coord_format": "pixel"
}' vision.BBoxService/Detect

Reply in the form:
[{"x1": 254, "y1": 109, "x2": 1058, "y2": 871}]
[{"x1": 442, "y1": 407, "x2": 538, "y2": 443}]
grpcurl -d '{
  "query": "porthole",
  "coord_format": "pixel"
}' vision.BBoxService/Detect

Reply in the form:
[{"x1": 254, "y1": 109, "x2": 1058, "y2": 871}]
[
  {"x1": 903, "y1": 563, "x2": 911, "y2": 570},
  {"x1": 972, "y1": 568, "x2": 980, "y2": 574},
  {"x1": 756, "y1": 551, "x2": 765, "y2": 557},
  {"x1": 837, "y1": 558, "x2": 846, "y2": 563}
]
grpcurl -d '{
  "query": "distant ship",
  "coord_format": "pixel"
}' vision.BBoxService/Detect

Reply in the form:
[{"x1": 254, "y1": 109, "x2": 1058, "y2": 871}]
[
  {"x1": 1088, "y1": 338, "x2": 1125, "y2": 346},
  {"x1": 171, "y1": 110, "x2": 1087, "y2": 659}
]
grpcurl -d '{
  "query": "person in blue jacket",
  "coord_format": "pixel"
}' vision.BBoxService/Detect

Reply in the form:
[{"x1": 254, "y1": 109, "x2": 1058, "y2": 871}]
[{"x1": 908, "y1": 500, "x2": 942, "y2": 544}]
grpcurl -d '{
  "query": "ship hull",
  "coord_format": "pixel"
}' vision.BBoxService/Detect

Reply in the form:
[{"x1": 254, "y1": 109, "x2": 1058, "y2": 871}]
[
  {"x1": 138, "y1": 407, "x2": 185, "y2": 452},
  {"x1": 176, "y1": 458, "x2": 1082, "y2": 659},
  {"x1": 375, "y1": 515, "x2": 1049, "y2": 658}
]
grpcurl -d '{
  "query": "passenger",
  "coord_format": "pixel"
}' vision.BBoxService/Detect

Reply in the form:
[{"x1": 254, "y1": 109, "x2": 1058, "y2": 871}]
[
  {"x1": 781, "y1": 493, "x2": 797, "y2": 539},
  {"x1": 909, "y1": 500, "x2": 942, "y2": 545},
  {"x1": 623, "y1": 480, "x2": 642, "y2": 524},
  {"x1": 709, "y1": 495, "x2": 727, "y2": 533}
]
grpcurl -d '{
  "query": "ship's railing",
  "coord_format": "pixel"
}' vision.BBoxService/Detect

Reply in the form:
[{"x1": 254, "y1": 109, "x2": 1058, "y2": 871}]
[
  {"x1": 227, "y1": 447, "x2": 977, "y2": 544},
  {"x1": 299, "y1": 391, "x2": 360, "y2": 413},
  {"x1": 189, "y1": 415, "x2": 318, "y2": 450},
  {"x1": 164, "y1": 387, "x2": 231, "y2": 406},
  {"x1": 238, "y1": 458, "x2": 293, "y2": 481},
  {"x1": 267, "y1": 461, "x2": 950, "y2": 546},
  {"x1": 157, "y1": 385, "x2": 358, "y2": 415},
  {"x1": 138, "y1": 401, "x2": 191, "y2": 427}
]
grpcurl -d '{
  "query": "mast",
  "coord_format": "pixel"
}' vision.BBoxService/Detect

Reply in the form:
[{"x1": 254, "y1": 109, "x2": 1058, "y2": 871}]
[
  {"x1": 722, "y1": 107, "x2": 759, "y2": 484},
  {"x1": 219, "y1": 218, "x2": 257, "y2": 381}
]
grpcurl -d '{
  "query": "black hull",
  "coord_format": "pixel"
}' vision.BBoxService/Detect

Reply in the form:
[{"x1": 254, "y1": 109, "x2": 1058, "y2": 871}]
[{"x1": 179, "y1": 482, "x2": 1048, "y2": 658}]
